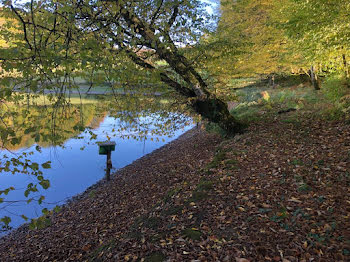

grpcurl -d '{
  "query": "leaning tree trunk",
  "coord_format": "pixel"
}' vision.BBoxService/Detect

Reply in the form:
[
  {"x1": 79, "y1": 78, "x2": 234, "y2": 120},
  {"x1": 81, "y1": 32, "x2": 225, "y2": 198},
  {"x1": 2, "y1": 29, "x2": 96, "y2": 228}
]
[
  {"x1": 193, "y1": 97, "x2": 245, "y2": 134},
  {"x1": 119, "y1": 9, "x2": 245, "y2": 135},
  {"x1": 156, "y1": 48, "x2": 244, "y2": 134},
  {"x1": 124, "y1": 45, "x2": 243, "y2": 135}
]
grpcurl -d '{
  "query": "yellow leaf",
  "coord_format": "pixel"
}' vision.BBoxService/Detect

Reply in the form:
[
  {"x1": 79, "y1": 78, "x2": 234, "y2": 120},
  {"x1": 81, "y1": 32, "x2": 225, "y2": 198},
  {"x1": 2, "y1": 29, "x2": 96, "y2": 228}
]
[{"x1": 303, "y1": 241, "x2": 308, "y2": 248}]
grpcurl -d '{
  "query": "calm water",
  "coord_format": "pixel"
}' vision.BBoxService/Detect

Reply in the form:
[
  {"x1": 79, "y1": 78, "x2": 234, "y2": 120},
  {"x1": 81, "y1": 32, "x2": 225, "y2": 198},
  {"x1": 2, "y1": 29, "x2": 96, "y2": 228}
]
[{"x1": 0, "y1": 110, "x2": 193, "y2": 233}]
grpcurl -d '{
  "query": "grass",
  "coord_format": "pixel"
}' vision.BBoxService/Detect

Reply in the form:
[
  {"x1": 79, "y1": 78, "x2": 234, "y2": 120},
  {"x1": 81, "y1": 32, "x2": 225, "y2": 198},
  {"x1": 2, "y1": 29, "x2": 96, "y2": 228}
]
[
  {"x1": 7, "y1": 93, "x2": 100, "y2": 106},
  {"x1": 228, "y1": 74, "x2": 350, "y2": 124},
  {"x1": 231, "y1": 102, "x2": 264, "y2": 123},
  {"x1": 228, "y1": 77, "x2": 260, "y2": 89}
]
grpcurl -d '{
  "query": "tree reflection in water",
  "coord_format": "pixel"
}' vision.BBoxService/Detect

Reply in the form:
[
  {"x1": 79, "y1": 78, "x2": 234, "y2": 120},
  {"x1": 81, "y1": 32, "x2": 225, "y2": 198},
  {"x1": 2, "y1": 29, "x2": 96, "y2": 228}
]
[{"x1": 0, "y1": 93, "x2": 194, "y2": 232}]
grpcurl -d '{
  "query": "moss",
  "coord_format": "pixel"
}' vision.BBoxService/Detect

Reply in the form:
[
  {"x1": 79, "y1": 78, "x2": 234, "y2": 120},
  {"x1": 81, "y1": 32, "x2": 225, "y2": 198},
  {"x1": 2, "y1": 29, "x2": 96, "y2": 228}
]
[
  {"x1": 196, "y1": 180, "x2": 214, "y2": 191},
  {"x1": 188, "y1": 179, "x2": 215, "y2": 202},
  {"x1": 206, "y1": 151, "x2": 227, "y2": 169},
  {"x1": 132, "y1": 215, "x2": 162, "y2": 230},
  {"x1": 127, "y1": 215, "x2": 161, "y2": 240},
  {"x1": 182, "y1": 228, "x2": 202, "y2": 241},
  {"x1": 205, "y1": 122, "x2": 227, "y2": 137},
  {"x1": 190, "y1": 191, "x2": 208, "y2": 202}
]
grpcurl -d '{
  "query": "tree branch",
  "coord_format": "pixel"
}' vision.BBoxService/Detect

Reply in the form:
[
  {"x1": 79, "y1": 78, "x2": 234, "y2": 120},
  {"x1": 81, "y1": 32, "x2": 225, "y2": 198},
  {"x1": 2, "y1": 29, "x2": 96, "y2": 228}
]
[
  {"x1": 151, "y1": 0, "x2": 164, "y2": 26},
  {"x1": 10, "y1": 5, "x2": 33, "y2": 50}
]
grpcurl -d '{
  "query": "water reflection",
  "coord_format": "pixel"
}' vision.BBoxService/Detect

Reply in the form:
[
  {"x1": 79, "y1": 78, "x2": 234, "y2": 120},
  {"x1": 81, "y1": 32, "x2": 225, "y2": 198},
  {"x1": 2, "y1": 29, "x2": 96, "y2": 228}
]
[{"x1": 0, "y1": 96, "x2": 193, "y2": 233}]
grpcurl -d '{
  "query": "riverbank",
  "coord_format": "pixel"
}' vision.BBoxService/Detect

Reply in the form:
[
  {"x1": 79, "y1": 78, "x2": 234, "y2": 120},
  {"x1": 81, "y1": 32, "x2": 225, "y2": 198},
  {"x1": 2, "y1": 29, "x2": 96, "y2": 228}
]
[
  {"x1": 0, "y1": 113, "x2": 349, "y2": 261},
  {"x1": 0, "y1": 127, "x2": 222, "y2": 261}
]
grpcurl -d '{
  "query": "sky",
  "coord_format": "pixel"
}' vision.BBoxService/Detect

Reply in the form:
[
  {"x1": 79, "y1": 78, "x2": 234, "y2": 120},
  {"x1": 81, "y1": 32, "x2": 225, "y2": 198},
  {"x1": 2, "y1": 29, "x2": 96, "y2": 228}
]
[
  {"x1": 3, "y1": 0, "x2": 220, "y2": 14},
  {"x1": 202, "y1": 0, "x2": 220, "y2": 15}
]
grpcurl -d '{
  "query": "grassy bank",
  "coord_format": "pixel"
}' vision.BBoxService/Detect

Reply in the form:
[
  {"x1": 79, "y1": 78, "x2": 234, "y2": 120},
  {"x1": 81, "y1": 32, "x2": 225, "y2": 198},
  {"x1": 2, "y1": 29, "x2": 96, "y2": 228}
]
[{"x1": 223, "y1": 75, "x2": 350, "y2": 124}]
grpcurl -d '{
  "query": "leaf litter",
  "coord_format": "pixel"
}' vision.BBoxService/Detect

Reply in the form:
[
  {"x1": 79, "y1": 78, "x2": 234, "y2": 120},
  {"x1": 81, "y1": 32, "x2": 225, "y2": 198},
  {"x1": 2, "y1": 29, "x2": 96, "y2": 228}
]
[{"x1": 0, "y1": 114, "x2": 349, "y2": 261}]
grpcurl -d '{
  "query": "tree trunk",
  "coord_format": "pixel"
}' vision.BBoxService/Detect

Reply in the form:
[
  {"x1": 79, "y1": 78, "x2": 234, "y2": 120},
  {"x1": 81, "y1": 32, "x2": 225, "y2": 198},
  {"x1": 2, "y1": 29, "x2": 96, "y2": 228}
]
[
  {"x1": 193, "y1": 97, "x2": 245, "y2": 135},
  {"x1": 159, "y1": 52, "x2": 244, "y2": 134},
  {"x1": 268, "y1": 75, "x2": 275, "y2": 87},
  {"x1": 309, "y1": 65, "x2": 320, "y2": 90},
  {"x1": 124, "y1": 46, "x2": 244, "y2": 135},
  {"x1": 342, "y1": 54, "x2": 349, "y2": 87},
  {"x1": 118, "y1": 9, "x2": 245, "y2": 135}
]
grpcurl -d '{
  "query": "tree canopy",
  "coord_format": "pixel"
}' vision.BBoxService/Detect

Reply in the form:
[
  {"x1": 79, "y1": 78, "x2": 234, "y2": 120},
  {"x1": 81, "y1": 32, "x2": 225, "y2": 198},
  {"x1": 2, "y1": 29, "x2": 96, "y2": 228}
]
[
  {"x1": 0, "y1": 0, "x2": 243, "y2": 134},
  {"x1": 203, "y1": 0, "x2": 350, "y2": 88}
]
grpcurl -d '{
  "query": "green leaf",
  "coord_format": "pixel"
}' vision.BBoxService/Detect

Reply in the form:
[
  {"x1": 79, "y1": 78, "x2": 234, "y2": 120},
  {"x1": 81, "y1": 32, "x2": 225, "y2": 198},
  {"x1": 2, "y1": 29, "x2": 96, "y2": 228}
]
[
  {"x1": 35, "y1": 133, "x2": 40, "y2": 143},
  {"x1": 53, "y1": 206, "x2": 61, "y2": 213},
  {"x1": 38, "y1": 196, "x2": 45, "y2": 204},
  {"x1": 10, "y1": 137, "x2": 21, "y2": 145},
  {"x1": 24, "y1": 127, "x2": 36, "y2": 134},
  {"x1": 1, "y1": 216, "x2": 11, "y2": 226},
  {"x1": 24, "y1": 189, "x2": 30, "y2": 198},
  {"x1": 41, "y1": 161, "x2": 51, "y2": 169},
  {"x1": 39, "y1": 179, "x2": 50, "y2": 190},
  {"x1": 29, "y1": 220, "x2": 36, "y2": 230}
]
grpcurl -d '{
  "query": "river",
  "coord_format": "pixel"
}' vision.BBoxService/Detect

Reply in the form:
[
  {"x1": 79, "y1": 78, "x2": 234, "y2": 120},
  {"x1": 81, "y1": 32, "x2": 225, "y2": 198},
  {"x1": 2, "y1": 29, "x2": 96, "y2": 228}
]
[{"x1": 0, "y1": 96, "x2": 193, "y2": 234}]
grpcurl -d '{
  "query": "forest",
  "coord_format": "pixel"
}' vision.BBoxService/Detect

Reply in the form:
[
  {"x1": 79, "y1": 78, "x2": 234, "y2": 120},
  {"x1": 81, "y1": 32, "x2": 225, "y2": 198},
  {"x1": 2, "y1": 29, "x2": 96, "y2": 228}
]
[{"x1": 0, "y1": 0, "x2": 349, "y2": 261}]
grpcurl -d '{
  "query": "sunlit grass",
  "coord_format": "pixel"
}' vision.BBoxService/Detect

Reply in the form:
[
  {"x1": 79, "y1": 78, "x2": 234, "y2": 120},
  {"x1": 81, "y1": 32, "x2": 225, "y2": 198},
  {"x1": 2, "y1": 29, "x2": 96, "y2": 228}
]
[
  {"x1": 230, "y1": 75, "x2": 350, "y2": 123},
  {"x1": 10, "y1": 93, "x2": 99, "y2": 106}
]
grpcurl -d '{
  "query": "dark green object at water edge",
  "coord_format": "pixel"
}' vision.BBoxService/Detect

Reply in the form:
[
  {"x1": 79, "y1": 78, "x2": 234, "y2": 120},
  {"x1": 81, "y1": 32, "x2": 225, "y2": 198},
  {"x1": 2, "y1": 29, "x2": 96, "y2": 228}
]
[{"x1": 98, "y1": 141, "x2": 116, "y2": 155}]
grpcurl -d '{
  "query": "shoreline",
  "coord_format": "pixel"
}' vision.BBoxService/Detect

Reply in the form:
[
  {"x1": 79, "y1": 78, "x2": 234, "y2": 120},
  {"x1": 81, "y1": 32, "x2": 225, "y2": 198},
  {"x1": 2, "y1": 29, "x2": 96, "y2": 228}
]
[
  {"x1": 0, "y1": 126, "x2": 197, "y2": 240},
  {"x1": 0, "y1": 126, "x2": 202, "y2": 240},
  {"x1": 0, "y1": 126, "x2": 221, "y2": 261}
]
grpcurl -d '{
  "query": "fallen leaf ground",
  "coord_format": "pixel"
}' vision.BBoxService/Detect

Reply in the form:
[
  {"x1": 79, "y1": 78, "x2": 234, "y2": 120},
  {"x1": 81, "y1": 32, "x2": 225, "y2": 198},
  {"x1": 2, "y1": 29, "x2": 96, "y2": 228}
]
[{"x1": 0, "y1": 113, "x2": 349, "y2": 262}]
